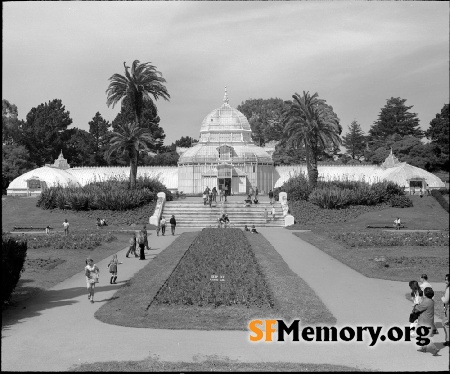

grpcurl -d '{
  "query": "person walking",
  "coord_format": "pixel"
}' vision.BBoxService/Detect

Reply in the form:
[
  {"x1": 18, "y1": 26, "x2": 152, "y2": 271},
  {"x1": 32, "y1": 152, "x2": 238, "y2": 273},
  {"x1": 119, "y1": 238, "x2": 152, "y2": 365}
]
[
  {"x1": 264, "y1": 207, "x2": 268, "y2": 223},
  {"x1": 141, "y1": 225, "x2": 149, "y2": 250},
  {"x1": 271, "y1": 205, "x2": 276, "y2": 221},
  {"x1": 209, "y1": 191, "x2": 213, "y2": 207},
  {"x1": 219, "y1": 188, "x2": 224, "y2": 202},
  {"x1": 269, "y1": 189, "x2": 274, "y2": 204},
  {"x1": 415, "y1": 287, "x2": 439, "y2": 355},
  {"x1": 137, "y1": 231, "x2": 146, "y2": 260},
  {"x1": 156, "y1": 217, "x2": 161, "y2": 236},
  {"x1": 441, "y1": 274, "x2": 449, "y2": 346},
  {"x1": 203, "y1": 190, "x2": 207, "y2": 205},
  {"x1": 170, "y1": 215, "x2": 177, "y2": 235},
  {"x1": 107, "y1": 254, "x2": 122, "y2": 284},
  {"x1": 45, "y1": 225, "x2": 51, "y2": 235},
  {"x1": 224, "y1": 185, "x2": 228, "y2": 201},
  {"x1": 63, "y1": 219, "x2": 69, "y2": 236},
  {"x1": 255, "y1": 186, "x2": 259, "y2": 199},
  {"x1": 212, "y1": 187, "x2": 217, "y2": 202},
  {"x1": 125, "y1": 233, "x2": 138, "y2": 258},
  {"x1": 85, "y1": 258, "x2": 99, "y2": 303},
  {"x1": 161, "y1": 216, "x2": 167, "y2": 235}
]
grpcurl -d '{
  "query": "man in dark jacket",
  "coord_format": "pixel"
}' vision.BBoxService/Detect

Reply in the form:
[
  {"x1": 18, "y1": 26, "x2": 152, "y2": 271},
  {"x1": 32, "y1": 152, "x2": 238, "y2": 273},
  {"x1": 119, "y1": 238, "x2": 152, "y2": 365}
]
[
  {"x1": 269, "y1": 189, "x2": 274, "y2": 204},
  {"x1": 169, "y1": 215, "x2": 177, "y2": 235}
]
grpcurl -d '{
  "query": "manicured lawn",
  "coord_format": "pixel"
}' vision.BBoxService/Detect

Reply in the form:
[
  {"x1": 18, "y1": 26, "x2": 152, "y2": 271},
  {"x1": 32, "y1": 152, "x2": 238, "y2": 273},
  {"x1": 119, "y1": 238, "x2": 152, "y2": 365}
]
[
  {"x1": 70, "y1": 355, "x2": 362, "y2": 372},
  {"x1": 3, "y1": 231, "x2": 131, "y2": 308},
  {"x1": 293, "y1": 231, "x2": 448, "y2": 283},
  {"x1": 95, "y1": 230, "x2": 336, "y2": 330},
  {"x1": 1, "y1": 196, "x2": 157, "y2": 233},
  {"x1": 286, "y1": 195, "x2": 449, "y2": 231}
]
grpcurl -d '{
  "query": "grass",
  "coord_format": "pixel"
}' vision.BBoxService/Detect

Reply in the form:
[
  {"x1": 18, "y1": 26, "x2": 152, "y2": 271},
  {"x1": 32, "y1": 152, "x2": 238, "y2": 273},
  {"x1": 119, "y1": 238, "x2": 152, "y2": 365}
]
[
  {"x1": 2, "y1": 231, "x2": 131, "y2": 308},
  {"x1": 95, "y1": 230, "x2": 336, "y2": 330},
  {"x1": 293, "y1": 231, "x2": 448, "y2": 283},
  {"x1": 287, "y1": 194, "x2": 449, "y2": 231},
  {"x1": 1, "y1": 196, "x2": 157, "y2": 233},
  {"x1": 70, "y1": 354, "x2": 363, "y2": 372}
]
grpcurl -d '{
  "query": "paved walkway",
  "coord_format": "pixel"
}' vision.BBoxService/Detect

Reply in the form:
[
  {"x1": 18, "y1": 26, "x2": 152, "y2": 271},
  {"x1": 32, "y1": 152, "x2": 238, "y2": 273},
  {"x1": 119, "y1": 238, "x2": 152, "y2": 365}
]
[{"x1": 2, "y1": 228, "x2": 448, "y2": 371}]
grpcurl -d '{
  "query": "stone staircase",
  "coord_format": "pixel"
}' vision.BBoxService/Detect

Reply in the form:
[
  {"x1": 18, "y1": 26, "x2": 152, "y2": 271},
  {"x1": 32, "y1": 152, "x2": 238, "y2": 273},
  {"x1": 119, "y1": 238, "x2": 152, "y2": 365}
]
[{"x1": 160, "y1": 200, "x2": 285, "y2": 228}]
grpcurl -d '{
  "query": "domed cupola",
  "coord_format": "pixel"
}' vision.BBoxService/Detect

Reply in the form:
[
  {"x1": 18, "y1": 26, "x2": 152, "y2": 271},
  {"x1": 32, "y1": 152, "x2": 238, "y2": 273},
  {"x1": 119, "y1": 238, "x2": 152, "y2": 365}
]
[{"x1": 199, "y1": 87, "x2": 252, "y2": 143}]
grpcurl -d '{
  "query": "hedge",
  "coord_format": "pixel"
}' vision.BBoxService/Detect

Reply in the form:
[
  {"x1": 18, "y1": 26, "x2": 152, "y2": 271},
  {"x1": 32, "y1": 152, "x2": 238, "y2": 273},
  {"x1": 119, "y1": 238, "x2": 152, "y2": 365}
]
[
  {"x1": 431, "y1": 190, "x2": 449, "y2": 212},
  {"x1": 2, "y1": 233, "x2": 27, "y2": 304}
]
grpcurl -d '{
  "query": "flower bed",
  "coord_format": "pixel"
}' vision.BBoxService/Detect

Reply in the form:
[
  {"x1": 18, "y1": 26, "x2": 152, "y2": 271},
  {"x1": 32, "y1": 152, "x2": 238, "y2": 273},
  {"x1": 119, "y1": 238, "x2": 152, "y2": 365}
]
[
  {"x1": 152, "y1": 228, "x2": 274, "y2": 308},
  {"x1": 330, "y1": 231, "x2": 449, "y2": 247},
  {"x1": 16, "y1": 230, "x2": 117, "y2": 250}
]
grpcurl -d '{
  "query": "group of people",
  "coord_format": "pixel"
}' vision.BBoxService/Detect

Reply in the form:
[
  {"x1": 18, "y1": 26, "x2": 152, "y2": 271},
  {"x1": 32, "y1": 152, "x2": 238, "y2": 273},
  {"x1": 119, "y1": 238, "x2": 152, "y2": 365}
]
[
  {"x1": 96, "y1": 217, "x2": 108, "y2": 229},
  {"x1": 408, "y1": 273, "x2": 449, "y2": 355},
  {"x1": 203, "y1": 186, "x2": 223, "y2": 206},
  {"x1": 244, "y1": 187, "x2": 259, "y2": 206},
  {"x1": 244, "y1": 225, "x2": 258, "y2": 233},
  {"x1": 155, "y1": 215, "x2": 176, "y2": 236}
]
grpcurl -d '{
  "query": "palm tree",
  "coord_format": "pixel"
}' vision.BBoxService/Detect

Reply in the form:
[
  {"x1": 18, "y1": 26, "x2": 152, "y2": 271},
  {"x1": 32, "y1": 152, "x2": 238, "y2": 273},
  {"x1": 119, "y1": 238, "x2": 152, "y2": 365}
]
[
  {"x1": 106, "y1": 60, "x2": 170, "y2": 187},
  {"x1": 105, "y1": 123, "x2": 155, "y2": 189},
  {"x1": 283, "y1": 91, "x2": 341, "y2": 187},
  {"x1": 106, "y1": 60, "x2": 170, "y2": 126}
]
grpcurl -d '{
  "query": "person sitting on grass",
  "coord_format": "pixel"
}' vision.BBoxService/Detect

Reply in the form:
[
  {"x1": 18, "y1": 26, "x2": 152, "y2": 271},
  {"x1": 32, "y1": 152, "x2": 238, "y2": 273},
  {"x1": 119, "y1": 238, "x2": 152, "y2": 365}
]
[
  {"x1": 96, "y1": 218, "x2": 102, "y2": 229},
  {"x1": 244, "y1": 225, "x2": 250, "y2": 231},
  {"x1": 101, "y1": 218, "x2": 108, "y2": 226},
  {"x1": 251, "y1": 225, "x2": 258, "y2": 234}
]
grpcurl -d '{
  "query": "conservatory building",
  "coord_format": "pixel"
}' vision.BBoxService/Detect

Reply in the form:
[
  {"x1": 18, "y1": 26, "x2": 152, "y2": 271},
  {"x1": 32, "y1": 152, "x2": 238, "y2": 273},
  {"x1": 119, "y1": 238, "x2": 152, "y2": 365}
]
[{"x1": 176, "y1": 88, "x2": 276, "y2": 194}]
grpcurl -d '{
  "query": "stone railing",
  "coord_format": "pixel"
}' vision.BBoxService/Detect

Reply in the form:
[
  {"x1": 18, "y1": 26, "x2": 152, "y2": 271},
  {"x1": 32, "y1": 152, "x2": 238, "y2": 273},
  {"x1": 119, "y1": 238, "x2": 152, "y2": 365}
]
[
  {"x1": 149, "y1": 192, "x2": 166, "y2": 226},
  {"x1": 279, "y1": 191, "x2": 294, "y2": 227}
]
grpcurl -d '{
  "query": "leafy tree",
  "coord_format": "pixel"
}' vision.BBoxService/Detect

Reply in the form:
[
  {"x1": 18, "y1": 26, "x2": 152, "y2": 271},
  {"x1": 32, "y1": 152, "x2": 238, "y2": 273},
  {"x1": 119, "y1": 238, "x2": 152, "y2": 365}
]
[
  {"x1": 112, "y1": 96, "x2": 165, "y2": 151},
  {"x1": 64, "y1": 128, "x2": 96, "y2": 167},
  {"x1": 105, "y1": 123, "x2": 155, "y2": 188},
  {"x1": 282, "y1": 91, "x2": 341, "y2": 186},
  {"x1": 2, "y1": 144, "x2": 36, "y2": 194},
  {"x1": 237, "y1": 98, "x2": 288, "y2": 146},
  {"x1": 20, "y1": 99, "x2": 73, "y2": 166},
  {"x1": 426, "y1": 103, "x2": 449, "y2": 153},
  {"x1": 369, "y1": 97, "x2": 423, "y2": 146},
  {"x1": 106, "y1": 60, "x2": 170, "y2": 185},
  {"x1": 89, "y1": 112, "x2": 111, "y2": 165},
  {"x1": 2, "y1": 99, "x2": 21, "y2": 145},
  {"x1": 342, "y1": 120, "x2": 366, "y2": 160}
]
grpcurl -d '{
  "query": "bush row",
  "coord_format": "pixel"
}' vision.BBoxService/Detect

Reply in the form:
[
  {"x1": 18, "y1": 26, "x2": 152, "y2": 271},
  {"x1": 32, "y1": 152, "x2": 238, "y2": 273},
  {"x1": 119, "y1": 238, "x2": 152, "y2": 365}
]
[
  {"x1": 37, "y1": 176, "x2": 172, "y2": 211},
  {"x1": 274, "y1": 173, "x2": 406, "y2": 209},
  {"x1": 19, "y1": 231, "x2": 117, "y2": 250},
  {"x1": 431, "y1": 190, "x2": 449, "y2": 212},
  {"x1": 153, "y1": 228, "x2": 274, "y2": 307},
  {"x1": 2, "y1": 233, "x2": 27, "y2": 304}
]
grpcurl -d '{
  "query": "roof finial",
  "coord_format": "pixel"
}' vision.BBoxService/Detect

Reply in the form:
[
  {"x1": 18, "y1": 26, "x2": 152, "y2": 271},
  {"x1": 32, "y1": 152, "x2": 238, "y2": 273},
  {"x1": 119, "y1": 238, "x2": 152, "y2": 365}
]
[{"x1": 223, "y1": 86, "x2": 229, "y2": 104}]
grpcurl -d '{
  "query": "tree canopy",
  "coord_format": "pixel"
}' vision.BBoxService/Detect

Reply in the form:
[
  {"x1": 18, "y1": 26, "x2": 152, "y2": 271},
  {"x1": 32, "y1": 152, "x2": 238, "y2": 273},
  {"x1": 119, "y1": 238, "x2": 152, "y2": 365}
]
[
  {"x1": 426, "y1": 103, "x2": 449, "y2": 151},
  {"x1": 342, "y1": 120, "x2": 366, "y2": 160}
]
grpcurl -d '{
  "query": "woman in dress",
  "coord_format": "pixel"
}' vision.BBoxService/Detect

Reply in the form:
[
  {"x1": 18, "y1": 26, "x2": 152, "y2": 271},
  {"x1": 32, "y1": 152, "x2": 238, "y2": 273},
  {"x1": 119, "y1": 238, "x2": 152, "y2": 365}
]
[
  {"x1": 85, "y1": 258, "x2": 99, "y2": 303},
  {"x1": 409, "y1": 280, "x2": 423, "y2": 305}
]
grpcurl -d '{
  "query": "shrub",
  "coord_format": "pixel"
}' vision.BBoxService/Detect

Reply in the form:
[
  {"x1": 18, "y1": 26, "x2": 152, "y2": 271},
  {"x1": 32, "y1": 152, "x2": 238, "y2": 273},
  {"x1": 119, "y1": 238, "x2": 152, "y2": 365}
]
[
  {"x1": 390, "y1": 195, "x2": 413, "y2": 208},
  {"x1": 37, "y1": 176, "x2": 171, "y2": 211},
  {"x1": 2, "y1": 232, "x2": 27, "y2": 304},
  {"x1": 274, "y1": 171, "x2": 312, "y2": 201},
  {"x1": 431, "y1": 190, "x2": 449, "y2": 212}
]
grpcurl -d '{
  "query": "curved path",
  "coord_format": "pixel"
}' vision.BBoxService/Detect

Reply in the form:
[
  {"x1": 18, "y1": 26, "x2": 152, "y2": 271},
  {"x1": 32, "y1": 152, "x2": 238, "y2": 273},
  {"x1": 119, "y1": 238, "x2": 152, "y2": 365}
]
[{"x1": 2, "y1": 228, "x2": 448, "y2": 371}]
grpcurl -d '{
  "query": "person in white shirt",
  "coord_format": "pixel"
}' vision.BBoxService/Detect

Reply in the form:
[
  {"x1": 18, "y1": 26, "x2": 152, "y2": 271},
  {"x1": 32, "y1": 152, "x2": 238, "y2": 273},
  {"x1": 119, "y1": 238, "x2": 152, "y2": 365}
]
[
  {"x1": 62, "y1": 219, "x2": 70, "y2": 236},
  {"x1": 160, "y1": 216, "x2": 166, "y2": 235},
  {"x1": 394, "y1": 217, "x2": 401, "y2": 230}
]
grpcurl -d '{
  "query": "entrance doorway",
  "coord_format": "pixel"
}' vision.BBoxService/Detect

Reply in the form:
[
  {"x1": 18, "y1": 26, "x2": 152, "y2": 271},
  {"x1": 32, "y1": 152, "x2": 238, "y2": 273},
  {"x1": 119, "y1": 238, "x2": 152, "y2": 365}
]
[{"x1": 218, "y1": 178, "x2": 231, "y2": 195}]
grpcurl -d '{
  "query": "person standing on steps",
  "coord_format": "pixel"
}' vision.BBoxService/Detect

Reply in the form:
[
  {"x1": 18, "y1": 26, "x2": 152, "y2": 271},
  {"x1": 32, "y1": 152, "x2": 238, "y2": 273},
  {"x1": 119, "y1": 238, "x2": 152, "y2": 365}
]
[
  {"x1": 85, "y1": 258, "x2": 99, "y2": 303},
  {"x1": 170, "y1": 215, "x2": 177, "y2": 235},
  {"x1": 269, "y1": 189, "x2": 274, "y2": 204},
  {"x1": 219, "y1": 188, "x2": 224, "y2": 202},
  {"x1": 255, "y1": 186, "x2": 259, "y2": 200},
  {"x1": 160, "y1": 216, "x2": 166, "y2": 236},
  {"x1": 224, "y1": 185, "x2": 228, "y2": 201},
  {"x1": 212, "y1": 187, "x2": 217, "y2": 202},
  {"x1": 125, "y1": 233, "x2": 138, "y2": 258},
  {"x1": 63, "y1": 219, "x2": 69, "y2": 236},
  {"x1": 137, "y1": 231, "x2": 146, "y2": 260},
  {"x1": 271, "y1": 205, "x2": 276, "y2": 221},
  {"x1": 107, "y1": 254, "x2": 122, "y2": 284},
  {"x1": 264, "y1": 207, "x2": 268, "y2": 223}
]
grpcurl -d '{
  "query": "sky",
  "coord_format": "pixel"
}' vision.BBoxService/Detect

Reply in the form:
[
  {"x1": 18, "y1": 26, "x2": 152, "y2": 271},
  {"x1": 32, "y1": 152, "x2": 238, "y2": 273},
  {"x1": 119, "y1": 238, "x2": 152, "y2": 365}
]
[{"x1": 3, "y1": 1, "x2": 449, "y2": 146}]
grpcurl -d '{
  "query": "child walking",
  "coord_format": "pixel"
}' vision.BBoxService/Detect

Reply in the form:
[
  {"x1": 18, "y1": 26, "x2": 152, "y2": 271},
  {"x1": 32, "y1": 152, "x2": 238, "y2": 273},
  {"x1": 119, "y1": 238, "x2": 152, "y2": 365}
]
[{"x1": 107, "y1": 254, "x2": 122, "y2": 284}]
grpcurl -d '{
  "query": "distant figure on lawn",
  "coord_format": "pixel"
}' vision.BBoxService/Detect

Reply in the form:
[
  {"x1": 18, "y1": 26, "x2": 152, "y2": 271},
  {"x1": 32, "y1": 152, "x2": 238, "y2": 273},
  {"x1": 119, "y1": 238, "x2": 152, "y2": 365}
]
[
  {"x1": 63, "y1": 219, "x2": 69, "y2": 236},
  {"x1": 85, "y1": 258, "x2": 99, "y2": 303},
  {"x1": 394, "y1": 217, "x2": 401, "y2": 230},
  {"x1": 96, "y1": 218, "x2": 102, "y2": 229},
  {"x1": 244, "y1": 225, "x2": 250, "y2": 232},
  {"x1": 251, "y1": 225, "x2": 258, "y2": 234},
  {"x1": 101, "y1": 218, "x2": 107, "y2": 226},
  {"x1": 45, "y1": 225, "x2": 51, "y2": 235},
  {"x1": 126, "y1": 233, "x2": 138, "y2": 258},
  {"x1": 170, "y1": 215, "x2": 176, "y2": 235},
  {"x1": 107, "y1": 254, "x2": 122, "y2": 284}
]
